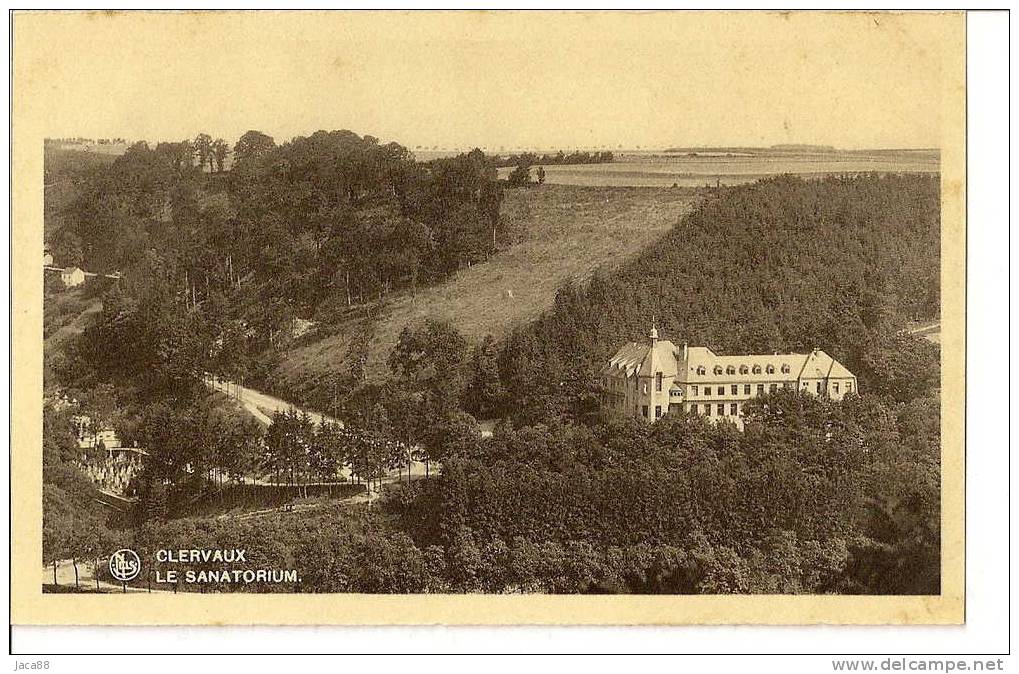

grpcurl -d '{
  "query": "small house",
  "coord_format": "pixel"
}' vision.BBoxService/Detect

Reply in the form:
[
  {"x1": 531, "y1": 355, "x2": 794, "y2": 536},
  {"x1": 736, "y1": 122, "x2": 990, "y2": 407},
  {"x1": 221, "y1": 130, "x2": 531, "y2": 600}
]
[{"x1": 60, "y1": 266, "x2": 86, "y2": 288}]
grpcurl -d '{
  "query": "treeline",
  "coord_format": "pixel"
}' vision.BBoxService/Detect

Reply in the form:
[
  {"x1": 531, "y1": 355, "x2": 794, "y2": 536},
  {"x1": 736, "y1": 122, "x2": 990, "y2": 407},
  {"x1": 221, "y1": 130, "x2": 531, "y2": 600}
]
[
  {"x1": 123, "y1": 385, "x2": 940, "y2": 594},
  {"x1": 263, "y1": 408, "x2": 416, "y2": 496},
  {"x1": 125, "y1": 505, "x2": 441, "y2": 593},
  {"x1": 384, "y1": 388, "x2": 940, "y2": 594},
  {"x1": 490, "y1": 150, "x2": 614, "y2": 168},
  {"x1": 46, "y1": 137, "x2": 130, "y2": 145}
]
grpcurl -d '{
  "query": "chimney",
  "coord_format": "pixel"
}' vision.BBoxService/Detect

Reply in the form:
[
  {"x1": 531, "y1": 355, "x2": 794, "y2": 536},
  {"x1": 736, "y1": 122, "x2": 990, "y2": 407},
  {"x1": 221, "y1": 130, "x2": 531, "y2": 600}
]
[{"x1": 683, "y1": 342, "x2": 688, "y2": 361}]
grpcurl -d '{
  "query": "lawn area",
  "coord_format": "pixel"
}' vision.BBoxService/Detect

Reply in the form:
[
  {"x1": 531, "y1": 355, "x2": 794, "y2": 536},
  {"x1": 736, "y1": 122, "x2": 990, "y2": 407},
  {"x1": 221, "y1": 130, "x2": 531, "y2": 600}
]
[{"x1": 268, "y1": 184, "x2": 698, "y2": 405}]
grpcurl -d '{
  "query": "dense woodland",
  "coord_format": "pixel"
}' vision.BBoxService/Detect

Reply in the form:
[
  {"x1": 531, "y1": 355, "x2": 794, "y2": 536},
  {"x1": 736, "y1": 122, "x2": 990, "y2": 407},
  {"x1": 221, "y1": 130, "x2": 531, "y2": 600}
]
[
  {"x1": 48, "y1": 130, "x2": 503, "y2": 351},
  {"x1": 43, "y1": 133, "x2": 940, "y2": 595}
]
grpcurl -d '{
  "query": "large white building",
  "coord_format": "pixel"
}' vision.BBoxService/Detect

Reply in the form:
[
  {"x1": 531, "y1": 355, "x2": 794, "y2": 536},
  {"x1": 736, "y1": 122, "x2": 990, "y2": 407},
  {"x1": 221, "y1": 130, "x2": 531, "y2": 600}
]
[{"x1": 601, "y1": 326, "x2": 857, "y2": 429}]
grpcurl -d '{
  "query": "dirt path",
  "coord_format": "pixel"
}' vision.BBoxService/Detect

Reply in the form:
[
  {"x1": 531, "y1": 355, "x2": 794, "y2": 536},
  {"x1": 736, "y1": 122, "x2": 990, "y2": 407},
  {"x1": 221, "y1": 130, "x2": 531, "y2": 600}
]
[
  {"x1": 204, "y1": 376, "x2": 438, "y2": 489},
  {"x1": 905, "y1": 321, "x2": 941, "y2": 344}
]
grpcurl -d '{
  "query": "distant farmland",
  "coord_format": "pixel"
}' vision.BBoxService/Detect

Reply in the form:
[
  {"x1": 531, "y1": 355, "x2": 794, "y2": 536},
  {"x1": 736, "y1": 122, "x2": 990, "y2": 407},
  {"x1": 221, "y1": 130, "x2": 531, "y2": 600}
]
[{"x1": 495, "y1": 149, "x2": 940, "y2": 187}]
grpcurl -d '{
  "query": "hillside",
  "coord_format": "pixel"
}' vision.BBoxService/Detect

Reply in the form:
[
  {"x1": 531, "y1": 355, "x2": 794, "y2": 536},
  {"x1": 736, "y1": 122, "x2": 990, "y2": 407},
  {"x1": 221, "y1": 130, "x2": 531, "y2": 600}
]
[
  {"x1": 42, "y1": 279, "x2": 113, "y2": 387},
  {"x1": 493, "y1": 173, "x2": 942, "y2": 423},
  {"x1": 266, "y1": 185, "x2": 698, "y2": 407},
  {"x1": 44, "y1": 148, "x2": 118, "y2": 241}
]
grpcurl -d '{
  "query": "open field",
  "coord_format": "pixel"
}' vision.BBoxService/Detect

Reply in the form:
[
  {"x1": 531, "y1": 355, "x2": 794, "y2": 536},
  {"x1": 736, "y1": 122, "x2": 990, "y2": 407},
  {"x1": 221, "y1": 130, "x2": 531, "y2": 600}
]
[
  {"x1": 494, "y1": 149, "x2": 940, "y2": 187},
  {"x1": 268, "y1": 185, "x2": 697, "y2": 404}
]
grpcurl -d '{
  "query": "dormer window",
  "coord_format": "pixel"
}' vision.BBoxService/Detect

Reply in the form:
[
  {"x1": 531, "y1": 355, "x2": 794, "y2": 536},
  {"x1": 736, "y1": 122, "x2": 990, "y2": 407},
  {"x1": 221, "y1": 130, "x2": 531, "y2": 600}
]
[
  {"x1": 739, "y1": 365, "x2": 749, "y2": 374},
  {"x1": 713, "y1": 365, "x2": 723, "y2": 375},
  {"x1": 766, "y1": 364, "x2": 775, "y2": 374},
  {"x1": 752, "y1": 364, "x2": 762, "y2": 374},
  {"x1": 781, "y1": 364, "x2": 791, "y2": 374},
  {"x1": 726, "y1": 365, "x2": 736, "y2": 375},
  {"x1": 696, "y1": 366, "x2": 706, "y2": 376}
]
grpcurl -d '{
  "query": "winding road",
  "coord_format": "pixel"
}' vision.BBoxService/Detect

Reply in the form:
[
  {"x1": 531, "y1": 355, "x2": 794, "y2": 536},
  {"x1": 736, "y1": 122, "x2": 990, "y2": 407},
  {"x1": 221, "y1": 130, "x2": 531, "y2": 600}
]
[
  {"x1": 205, "y1": 376, "x2": 342, "y2": 428},
  {"x1": 203, "y1": 375, "x2": 434, "y2": 488}
]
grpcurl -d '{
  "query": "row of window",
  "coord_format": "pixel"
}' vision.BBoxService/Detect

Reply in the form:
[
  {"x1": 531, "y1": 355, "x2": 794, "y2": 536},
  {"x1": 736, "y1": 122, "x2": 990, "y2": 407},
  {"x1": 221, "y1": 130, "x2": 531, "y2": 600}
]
[
  {"x1": 677, "y1": 380, "x2": 853, "y2": 397},
  {"x1": 690, "y1": 402, "x2": 740, "y2": 417},
  {"x1": 695, "y1": 363, "x2": 791, "y2": 376},
  {"x1": 639, "y1": 385, "x2": 852, "y2": 421},
  {"x1": 641, "y1": 403, "x2": 743, "y2": 419},
  {"x1": 616, "y1": 375, "x2": 853, "y2": 397},
  {"x1": 688, "y1": 382, "x2": 786, "y2": 397}
]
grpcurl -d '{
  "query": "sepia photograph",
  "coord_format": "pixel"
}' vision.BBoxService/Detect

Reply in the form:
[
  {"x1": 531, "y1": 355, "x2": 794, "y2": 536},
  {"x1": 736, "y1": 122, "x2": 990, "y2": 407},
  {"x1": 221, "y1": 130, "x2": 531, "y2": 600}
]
[{"x1": 11, "y1": 9, "x2": 968, "y2": 628}]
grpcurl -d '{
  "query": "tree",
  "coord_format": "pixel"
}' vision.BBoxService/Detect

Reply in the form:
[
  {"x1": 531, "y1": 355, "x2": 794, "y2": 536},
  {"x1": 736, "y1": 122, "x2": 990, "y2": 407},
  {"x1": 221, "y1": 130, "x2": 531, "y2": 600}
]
[
  {"x1": 217, "y1": 412, "x2": 262, "y2": 485},
  {"x1": 82, "y1": 383, "x2": 118, "y2": 449},
  {"x1": 347, "y1": 404, "x2": 393, "y2": 499},
  {"x1": 232, "y1": 130, "x2": 276, "y2": 167},
  {"x1": 310, "y1": 421, "x2": 347, "y2": 488},
  {"x1": 42, "y1": 484, "x2": 73, "y2": 585},
  {"x1": 385, "y1": 389, "x2": 426, "y2": 482},
  {"x1": 506, "y1": 163, "x2": 532, "y2": 188},
  {"x1": 194, "y1": 133, "x2": 214, "y2": 172},
  {"x1": 855, "y1": 333, "x2": 940, "y2": 402},
  {"x1": 536, "y1": 166, "x2": 546, "y2": 185},
  {"x1": 464, "y1": 335, "x2": 507, "y2": 419},
  {"x1": 155, "y1": 140, "x2": 194, "y2": 173},
  {"x1": 211, "y1": 138, "x2": 230, "y2": 172}
]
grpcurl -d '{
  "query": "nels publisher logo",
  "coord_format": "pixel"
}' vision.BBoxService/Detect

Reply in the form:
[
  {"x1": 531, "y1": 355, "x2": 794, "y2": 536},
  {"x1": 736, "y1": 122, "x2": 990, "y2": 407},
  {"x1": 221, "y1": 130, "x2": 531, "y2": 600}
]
[{"x1": 109, "y1": 549, "x2": 141, "y2": 582}]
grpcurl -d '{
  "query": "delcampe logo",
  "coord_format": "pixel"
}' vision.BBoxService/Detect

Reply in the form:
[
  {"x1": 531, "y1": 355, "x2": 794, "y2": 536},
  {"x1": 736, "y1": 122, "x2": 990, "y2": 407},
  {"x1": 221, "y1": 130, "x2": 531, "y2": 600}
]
[{"x1": 109, "y1": 549, "x2": 141, "y2": 582}]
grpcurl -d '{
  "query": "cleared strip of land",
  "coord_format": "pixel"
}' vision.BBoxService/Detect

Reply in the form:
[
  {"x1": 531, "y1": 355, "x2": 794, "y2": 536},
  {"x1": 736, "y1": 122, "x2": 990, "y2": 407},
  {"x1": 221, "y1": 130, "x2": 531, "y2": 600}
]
[{"x1": 272, "y1": 185, "x2": 696, "y2": 396}]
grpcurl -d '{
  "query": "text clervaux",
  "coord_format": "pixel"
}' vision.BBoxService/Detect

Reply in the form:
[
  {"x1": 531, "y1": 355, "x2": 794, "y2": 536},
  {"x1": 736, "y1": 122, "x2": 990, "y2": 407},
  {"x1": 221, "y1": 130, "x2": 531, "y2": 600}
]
[{"x1": 157, "y1": 549, "x2": 248, "y2": 563}]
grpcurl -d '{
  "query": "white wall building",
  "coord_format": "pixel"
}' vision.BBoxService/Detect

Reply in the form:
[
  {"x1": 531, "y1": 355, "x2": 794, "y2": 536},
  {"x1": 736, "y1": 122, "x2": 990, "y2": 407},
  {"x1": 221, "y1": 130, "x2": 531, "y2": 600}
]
[
  {"x1": 601, "y1": 326, "x2": 858, "y2": 429},
  {"x1": 60, "y1": 266, "x2": 86, "y2": 288}
]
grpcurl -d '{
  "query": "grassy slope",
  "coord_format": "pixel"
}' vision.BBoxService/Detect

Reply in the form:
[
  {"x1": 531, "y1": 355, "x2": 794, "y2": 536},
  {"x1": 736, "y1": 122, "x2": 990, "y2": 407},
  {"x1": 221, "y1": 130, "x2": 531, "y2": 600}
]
[
  {"x1": 270, "y1": 185, "x2": 697, "y2": 403},
  {"x1": 43, "y1": 283, "x2": 109, "y2": 351}
]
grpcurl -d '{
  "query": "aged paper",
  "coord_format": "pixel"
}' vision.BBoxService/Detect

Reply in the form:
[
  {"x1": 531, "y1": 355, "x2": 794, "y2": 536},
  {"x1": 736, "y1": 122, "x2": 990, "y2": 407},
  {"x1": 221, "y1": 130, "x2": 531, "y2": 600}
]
[{"x1": 12, "y1": 10, "x2": 965, "y2": 625}]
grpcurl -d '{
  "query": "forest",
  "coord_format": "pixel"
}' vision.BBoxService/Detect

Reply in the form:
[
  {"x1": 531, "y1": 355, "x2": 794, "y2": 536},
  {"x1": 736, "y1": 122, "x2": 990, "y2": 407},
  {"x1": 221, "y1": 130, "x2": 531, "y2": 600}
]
[
  {"x1": 43, "y1": 132, "x2": 941, "y2": 595},
  {"x1": 48, "y1": 130, "x2": 503, "y2": 354}
]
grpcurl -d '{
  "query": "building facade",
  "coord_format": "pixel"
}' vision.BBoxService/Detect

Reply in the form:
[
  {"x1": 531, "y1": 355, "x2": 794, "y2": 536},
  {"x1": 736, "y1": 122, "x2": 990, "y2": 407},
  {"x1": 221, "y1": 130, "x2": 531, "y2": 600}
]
[
  {"x1": 60, "y1": 266, "x2": 86, "y2": 288},
  {"x1": 601, "y1": 327, "x2": 857, "y2": 429}
]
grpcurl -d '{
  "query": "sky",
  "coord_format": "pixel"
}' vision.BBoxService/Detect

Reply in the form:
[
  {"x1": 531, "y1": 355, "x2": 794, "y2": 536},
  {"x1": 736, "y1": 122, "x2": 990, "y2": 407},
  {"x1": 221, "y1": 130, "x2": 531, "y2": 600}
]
[{"x1": 16, "y1": 11, "x2": 961, "y2": 151}]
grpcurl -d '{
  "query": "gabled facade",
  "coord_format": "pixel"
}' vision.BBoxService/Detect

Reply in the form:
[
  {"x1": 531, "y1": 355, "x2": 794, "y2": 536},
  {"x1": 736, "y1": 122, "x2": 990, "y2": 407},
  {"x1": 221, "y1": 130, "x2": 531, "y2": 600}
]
[
  {"x1": 601, "y1": 327, "x2": 857, "y2": 429},
  {"x1": 60, "y1": 266, "x2": 86, "y2": 288}
]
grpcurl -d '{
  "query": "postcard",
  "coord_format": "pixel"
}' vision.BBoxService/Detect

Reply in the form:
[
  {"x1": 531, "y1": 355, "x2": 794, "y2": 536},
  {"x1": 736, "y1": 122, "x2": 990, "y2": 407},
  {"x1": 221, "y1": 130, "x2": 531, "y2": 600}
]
[{"x1": 11, "y1": 9, "x2": 965, "y2": 625}]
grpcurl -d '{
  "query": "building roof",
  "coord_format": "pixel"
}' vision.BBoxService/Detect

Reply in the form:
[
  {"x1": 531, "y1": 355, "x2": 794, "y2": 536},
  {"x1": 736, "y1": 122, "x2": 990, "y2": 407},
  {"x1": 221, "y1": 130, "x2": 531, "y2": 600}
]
[
  {"x1": 801, "y1": 349, "x2": 855, "y2": 379},
  {"x1": 604, "y1": 330, "x2": 856, "y2": 382},
  {"x1": 603, "y1": 337, "x2": 681, "y2": 379}
]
